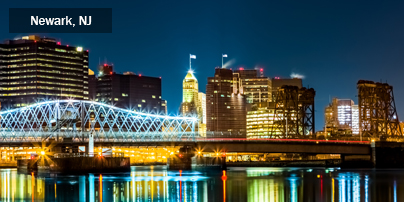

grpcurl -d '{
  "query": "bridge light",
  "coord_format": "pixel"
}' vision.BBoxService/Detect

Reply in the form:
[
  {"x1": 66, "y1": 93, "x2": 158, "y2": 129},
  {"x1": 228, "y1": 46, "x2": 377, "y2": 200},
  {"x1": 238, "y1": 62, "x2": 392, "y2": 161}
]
[{"x1": 40, "y1": 151, "x2": 45, "y2": 155}]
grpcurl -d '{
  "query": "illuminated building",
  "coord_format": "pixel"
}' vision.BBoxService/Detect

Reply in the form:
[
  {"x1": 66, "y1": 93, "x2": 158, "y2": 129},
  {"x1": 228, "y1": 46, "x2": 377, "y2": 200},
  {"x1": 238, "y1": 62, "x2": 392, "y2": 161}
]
[
  {"x1": 88, "y1": 69, "x2": 96, "y2": 100},
  {"x1": 246, "y1": 102, "x2": 280, "y2": 139},
  {"x1": 233, "y1": 68, "x2": 271, "y2": 103},
  {"x1": 0, "y1": 35, "x2": 89, "y2": 109},
  {"x1": 95, "y1": 64, "x2": 165, "y2": 113},
  {"x1": 180, "y1": 70, "x2": 207, "y2": 135},
  {"x1": 247, "y1": 86, "x2": 315, "y2": 139},
  {"x1": 206, "y1": 68, "x2": 247, "y2": 136},
  {"x1": 324, "y1": 98, "x2": 359, "y2": 136},
  {"x1": 180, "y1": 70, "x2": 199, "y2": 115},
  {"x1": 198, "y1": 92, "x2": 207, "y2": 135}
]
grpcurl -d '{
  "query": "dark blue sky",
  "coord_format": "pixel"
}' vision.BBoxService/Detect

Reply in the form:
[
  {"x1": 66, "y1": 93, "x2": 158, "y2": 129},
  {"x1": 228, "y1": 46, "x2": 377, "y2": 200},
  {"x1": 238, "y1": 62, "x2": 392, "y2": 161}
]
[{"x1": 2, "y1": 0, "x2": 404, "y2": 131}]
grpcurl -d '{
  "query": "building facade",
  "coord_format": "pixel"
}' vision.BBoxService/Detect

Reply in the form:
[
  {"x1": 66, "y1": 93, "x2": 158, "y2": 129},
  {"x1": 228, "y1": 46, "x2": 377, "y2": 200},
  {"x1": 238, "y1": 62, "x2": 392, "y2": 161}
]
[
  {"x1": 206, "y1": 68, "x2": 247, "y2": 136},
  {"x1": 324, "y1": 98, "x2": 359, "y2": 136},
  {"x1": 180, "y1": 70, "x2": 199, "y2": 115},
  {"x1": 95, "y1": 64, "x2": 165, "y2": 113},
  {"x1": 0, "y1": 35, "x2": 89, "y2": 109},
  {"x1": 233, "y1": 68, "x2": 271, "y2": 103},
  {"x1": 180, "y1": 71, "x2": 207, "y2": 135}
]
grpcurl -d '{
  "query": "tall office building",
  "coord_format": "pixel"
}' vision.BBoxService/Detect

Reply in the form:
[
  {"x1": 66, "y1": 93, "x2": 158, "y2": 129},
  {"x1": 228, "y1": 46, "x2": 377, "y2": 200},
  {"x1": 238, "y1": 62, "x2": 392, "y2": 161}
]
[
  {"x1": 95, "y1": 64, "x2": 165, "y2": 113},
  {"x1": 0, "y1": 35, "x2": 89, "y2": 109},
  {"x1": 180, "y1": 70, "x2": 199, "y2": 115},
  {"x1": 233, "y1": 68, "x2": 271, "y2": 103},
  {"x1": 206, "y1": 68, "x2": 247, "y2": 136},
  {"x1": 324, "y1": 98, "x2": 359, "y2": 136},
  {"x1": 88, "y1": 69, "x2": 97, "y2": 100},
  {"x1": 180, "y1": 71, "x2": 207, "y2": 135}
]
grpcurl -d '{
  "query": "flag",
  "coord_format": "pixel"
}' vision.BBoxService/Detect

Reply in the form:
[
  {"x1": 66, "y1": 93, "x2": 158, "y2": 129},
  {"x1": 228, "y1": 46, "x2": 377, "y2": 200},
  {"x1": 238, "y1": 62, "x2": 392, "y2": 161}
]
[
  {"x1": 190, "y1": 54, "x2": 196, "y2": 59},
  {"x1": 222, "y1": 54, "x2": 228, "y2": 57}
]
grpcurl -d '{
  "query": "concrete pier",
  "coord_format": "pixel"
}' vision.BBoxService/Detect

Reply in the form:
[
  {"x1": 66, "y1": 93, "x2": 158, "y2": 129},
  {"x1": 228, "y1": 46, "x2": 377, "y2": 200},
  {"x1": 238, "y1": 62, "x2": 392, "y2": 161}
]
[{"x1": 17, "y1": 156, "x2": 130, "y2": 173}]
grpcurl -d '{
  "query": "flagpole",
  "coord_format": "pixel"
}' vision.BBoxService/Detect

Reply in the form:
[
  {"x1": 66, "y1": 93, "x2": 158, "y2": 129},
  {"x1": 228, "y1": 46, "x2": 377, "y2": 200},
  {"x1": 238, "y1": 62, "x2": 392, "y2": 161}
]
[{"x1": 222, "y1": 54, "x2": 223, "y2": 68}]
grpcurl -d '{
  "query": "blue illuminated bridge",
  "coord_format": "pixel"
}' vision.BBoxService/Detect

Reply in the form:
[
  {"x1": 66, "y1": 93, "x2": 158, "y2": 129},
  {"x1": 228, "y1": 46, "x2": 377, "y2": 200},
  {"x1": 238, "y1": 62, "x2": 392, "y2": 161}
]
[{"x1": 0, "y1": 100, "x2": 197, "y2": 142}]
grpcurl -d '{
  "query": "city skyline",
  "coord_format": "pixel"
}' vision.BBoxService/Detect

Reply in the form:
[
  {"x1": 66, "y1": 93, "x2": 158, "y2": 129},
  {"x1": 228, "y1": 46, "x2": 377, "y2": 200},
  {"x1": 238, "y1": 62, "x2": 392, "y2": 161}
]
[{"x1": 1, "y1": 0, "x2": 404, "y2": 131}]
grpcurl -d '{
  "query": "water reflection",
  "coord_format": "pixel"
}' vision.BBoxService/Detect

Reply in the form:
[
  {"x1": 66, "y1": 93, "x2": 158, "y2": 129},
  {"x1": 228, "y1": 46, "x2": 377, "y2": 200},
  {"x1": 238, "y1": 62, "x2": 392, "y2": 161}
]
[{"x1": 0, "y1": 167, "x2": 402, "y2": 201}]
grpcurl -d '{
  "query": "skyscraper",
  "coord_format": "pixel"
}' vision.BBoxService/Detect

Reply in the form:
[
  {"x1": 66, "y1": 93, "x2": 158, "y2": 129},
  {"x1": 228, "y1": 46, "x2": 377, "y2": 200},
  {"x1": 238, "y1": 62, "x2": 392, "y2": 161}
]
[
  {"x1": 0, "y1": 35, "x2": 89, "y2": 109},
  {"x1": 206, "y1": 68, "x2": 247, "y2": 136},
  {"x1": 180, "y1": 70, "x2": 206, "y2": 135},
  {"x1": 324, "y1": 98, "x2": 359, "y2": 136},
  {"x1": 233, "y1": 68, "x2": 271, "y2": 103},
  {"x1": 180, "y1": 70, "x2": 199, "y2": 115},
  {"x1": 95, "y1": 64, "x2": 165, "y2": 113}
]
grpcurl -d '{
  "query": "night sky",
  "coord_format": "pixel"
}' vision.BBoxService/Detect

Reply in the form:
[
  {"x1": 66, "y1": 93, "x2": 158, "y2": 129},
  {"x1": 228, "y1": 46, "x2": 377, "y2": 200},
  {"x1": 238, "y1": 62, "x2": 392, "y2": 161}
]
[{"x1": 2, "y1": 1, "x2": 404, "y2": 131}]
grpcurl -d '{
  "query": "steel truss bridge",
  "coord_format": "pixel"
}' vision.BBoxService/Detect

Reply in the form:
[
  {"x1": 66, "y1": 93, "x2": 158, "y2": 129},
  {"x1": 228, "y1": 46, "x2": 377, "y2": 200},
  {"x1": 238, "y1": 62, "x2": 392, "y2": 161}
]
[{"x1": 0, "y1": 100, "x2": 197, "y2": 142}]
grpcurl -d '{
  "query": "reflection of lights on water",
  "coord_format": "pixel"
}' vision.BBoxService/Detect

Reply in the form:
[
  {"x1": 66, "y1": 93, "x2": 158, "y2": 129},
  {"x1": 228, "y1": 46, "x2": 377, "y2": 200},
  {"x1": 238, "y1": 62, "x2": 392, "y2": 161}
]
[
  {"x1": 394, "y1": 180, "x2": 397, "y2": 202},
  {"x1": 289, "y1": 177, "x2": 298, "y2": 202},
  {"x1": 365, "y1": 175, "x2": 369, "y2": 202},
  {"x1": 353, "y1": 175, "x2": 360, "y2": 202}
]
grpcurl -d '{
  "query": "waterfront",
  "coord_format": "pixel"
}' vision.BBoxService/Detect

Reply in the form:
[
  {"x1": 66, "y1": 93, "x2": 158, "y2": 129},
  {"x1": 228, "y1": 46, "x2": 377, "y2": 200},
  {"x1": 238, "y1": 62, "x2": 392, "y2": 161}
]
[{"x1": 0, "y1": 167, "x2": 402, "y2": 201}]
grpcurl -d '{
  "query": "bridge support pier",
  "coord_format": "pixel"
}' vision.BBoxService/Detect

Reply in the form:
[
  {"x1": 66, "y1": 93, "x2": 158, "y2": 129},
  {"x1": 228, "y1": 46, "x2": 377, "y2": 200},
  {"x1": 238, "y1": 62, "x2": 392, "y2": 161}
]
[
  {"x1": 371, "y1": 141, "x2": 404, "y2": 168},
  {"x1": 167, "y1": 146, "x2": 195, "y2": 170}
]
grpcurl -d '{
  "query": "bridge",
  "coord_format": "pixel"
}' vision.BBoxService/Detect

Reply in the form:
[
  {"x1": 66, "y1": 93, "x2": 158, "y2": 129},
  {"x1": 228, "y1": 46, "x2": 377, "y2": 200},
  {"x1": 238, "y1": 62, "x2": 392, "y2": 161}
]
[
  {"x1": 0, "y1": 100, "x2": 197, "y2": 142},
  {"x1": 1, "y1": 100, "x2": 403, "y2": 168}
]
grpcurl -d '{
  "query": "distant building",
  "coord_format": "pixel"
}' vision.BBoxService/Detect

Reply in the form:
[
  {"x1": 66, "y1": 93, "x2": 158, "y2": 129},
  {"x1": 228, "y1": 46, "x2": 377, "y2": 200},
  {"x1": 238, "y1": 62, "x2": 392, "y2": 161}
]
[
  {"x1": 180, "y1": 70, "x2": 206, "y2": 135},
  {"x1": 88, "y1": 69, "x2": 97, "y2": 100},
  {"x1": 180, "y1": 70, "x2": 199, "y2": 115},
  {"x1": 206, "y1": 68, "x2": 247, "y2": 136},
  {"x1": 198, "y1": 92, "x2": 207, "y2": 136},
  {"x1": 0, "y1": 35, "x2": 89, "y2": 109},
  {"x1": 246, "y1": 102, "x2": 279, "y2": 139},
  {"x1": 324, "y1": 98, "x2": 359, "y2": 137},
  {"x1": 247, "y1": 86, "x2": 315, "y2": 139},
  {"x1": 233, "y1": 68, "x2": 271, "y2": 103},
  {"x1": 271, "y1": 78, "x2": 302, "y2": 102},
  {"x1": 95, "y1": 64, "x2": 165, "y2": 113}
]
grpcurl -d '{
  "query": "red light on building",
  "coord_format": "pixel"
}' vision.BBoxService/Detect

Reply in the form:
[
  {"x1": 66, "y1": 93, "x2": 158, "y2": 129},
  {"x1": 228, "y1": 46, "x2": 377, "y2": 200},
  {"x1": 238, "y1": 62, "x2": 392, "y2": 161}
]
[
  {"x1": 179, "y1": 154, "x2": 183, "y2": 158},
  {"x1": 110, "y1": 71, "x2": 112, "y2": 75},
  {"x1": 86, "y1": 50, "x2": 89, "y2": 52},
  {"x1": 239, "y1": 67, "x2": 244, "y2": 70},
  {"x1": 104, "y1": 64, "x2": 107, "y2": 67},
  {"x1": 139, "y1": 74, "x2": 142, "y2": 77},
  {"x1": 57, "y1": 42, "x2": 61, "y2": 45},
  {"x1": 66, "y1": 45, "x2": 69, "y2": 47},
  {"x1": 34, "y1": 41, "x2": 37, "y2": 43},
  {"x1": 260, "y1": 68, "x2": 263, "y2": 71},
  {"x1": 159, "y1": 77, "x2": 161, "y2": 79}
]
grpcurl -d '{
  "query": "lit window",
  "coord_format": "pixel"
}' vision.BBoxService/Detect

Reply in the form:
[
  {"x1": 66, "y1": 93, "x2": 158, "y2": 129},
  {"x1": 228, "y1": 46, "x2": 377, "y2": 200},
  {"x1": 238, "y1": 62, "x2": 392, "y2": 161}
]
[
  {"x1": 138, "y1": 104, "x2": 142, "y2": 107},
  {"x1": 114, "y1": 98, "x2": 118, "y2": 101},
  {"x1": 227, "y1": 106, "x2": 230, "y2": 109},
  {"x1": 152, "y1": 95, "x2": 156, "y2": 98},
  {"x1": 142, "y1": 100, "x2": 146, "y2": 103}
]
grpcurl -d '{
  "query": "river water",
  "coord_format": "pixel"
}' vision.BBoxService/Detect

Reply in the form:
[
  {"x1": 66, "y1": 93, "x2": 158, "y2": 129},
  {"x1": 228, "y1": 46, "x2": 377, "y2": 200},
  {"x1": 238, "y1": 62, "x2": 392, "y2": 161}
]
[{"x1": 0, "y1": 166, "x2": 401, "y2": 201}]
